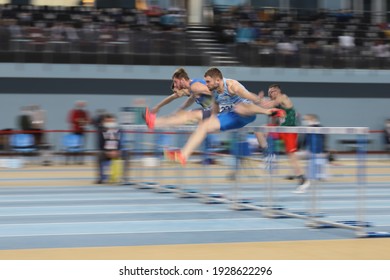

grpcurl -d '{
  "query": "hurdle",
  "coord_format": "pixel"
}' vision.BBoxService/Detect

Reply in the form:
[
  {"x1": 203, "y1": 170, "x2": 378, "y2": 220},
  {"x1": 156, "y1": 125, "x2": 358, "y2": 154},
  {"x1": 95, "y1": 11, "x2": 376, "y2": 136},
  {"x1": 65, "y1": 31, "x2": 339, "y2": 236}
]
[
  {"x1": 245, "y1": 125, "x2": 389, "y2": 237},
  {"x1": 123, "y1": 124, "x2": 390, "y2": 238}
]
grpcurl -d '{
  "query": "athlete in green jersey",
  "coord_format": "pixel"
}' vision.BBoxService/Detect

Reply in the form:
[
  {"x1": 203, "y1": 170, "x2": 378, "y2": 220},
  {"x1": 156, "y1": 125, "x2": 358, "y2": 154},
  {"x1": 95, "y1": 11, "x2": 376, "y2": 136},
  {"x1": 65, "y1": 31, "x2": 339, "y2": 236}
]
[{"x1": 255, "y1": 84, "x2": 310, "y2": 193}]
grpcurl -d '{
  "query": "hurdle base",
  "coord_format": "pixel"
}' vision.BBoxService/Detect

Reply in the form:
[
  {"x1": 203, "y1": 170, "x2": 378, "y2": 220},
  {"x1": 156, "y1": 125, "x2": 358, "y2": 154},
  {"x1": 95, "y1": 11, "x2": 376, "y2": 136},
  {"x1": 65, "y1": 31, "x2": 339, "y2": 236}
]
[
  {"x1": 229, "y1": 199, "x2": 254, "y2": 211},
  {"x1": 257, "y1": 204, "x2": 285, "y2": 211},
  {"x1": 230, "y1": 204, "x2": 253, "y2": 211},
  {"x1": 178, "y1": 189, "x2": 199, "y2": 199},
  {"x1": 121, "y1": 182, "x2": 137, "y2": 186},
  {"x1": 137, "y1": 182, "x2": 160, "y2": 189},
  {"x1": 306, "y1": 220, "x2": 372, "y2": 229},
  {"x1": 357, "y1": 231, "x2": 390, "y2": 238},
  {"x1": 155, "y1": 184, "x2": 179, "y2": 193},
  {"x1": 202, "y1": 193, "x2": 225, "y2": 204},
  {"x1": 293, "y1": 211, "x2": 326, "y2": 218},
  {"x1": 263, "y1": 210, "x2": 290, "y2": 219},
  {"x1": 306, "y1": 221, "x2": 333, "y2": 228}
]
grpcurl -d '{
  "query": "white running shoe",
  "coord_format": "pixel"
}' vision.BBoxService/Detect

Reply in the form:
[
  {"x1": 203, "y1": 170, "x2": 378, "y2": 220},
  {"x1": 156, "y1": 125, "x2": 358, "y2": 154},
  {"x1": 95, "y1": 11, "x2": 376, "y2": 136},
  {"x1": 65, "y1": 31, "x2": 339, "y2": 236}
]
[{"x1": 293, "y1": 178, "x2": 310, "y2": 194}]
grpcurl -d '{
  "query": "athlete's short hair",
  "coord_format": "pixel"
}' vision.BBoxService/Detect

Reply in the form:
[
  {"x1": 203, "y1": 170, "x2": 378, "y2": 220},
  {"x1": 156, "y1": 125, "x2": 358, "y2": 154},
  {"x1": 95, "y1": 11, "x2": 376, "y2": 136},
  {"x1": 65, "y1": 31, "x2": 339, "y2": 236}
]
[
  {"x1": 268, "y1": 84, "x2": 281, "y2": 90},
  {"x1": 204, "y1": 67, "x2": 223, "y2": 79},
  {"x1": 172, "y1": 68, "x2": 189, "y2": 80}
]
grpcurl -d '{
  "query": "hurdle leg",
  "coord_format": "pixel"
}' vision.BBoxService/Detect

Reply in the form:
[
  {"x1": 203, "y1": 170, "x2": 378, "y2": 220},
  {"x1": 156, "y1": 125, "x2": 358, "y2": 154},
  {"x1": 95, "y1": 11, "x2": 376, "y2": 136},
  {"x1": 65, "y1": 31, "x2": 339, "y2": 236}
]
[
  {"x1": 263, "y1": 136, "x2": 279, "y2": 218},
  {"x1": 229, "y1": 131, "x2": 250, "y2": 210},
  {"x1": 356, "y1": 133, "x2": 368, "y2": 237}
]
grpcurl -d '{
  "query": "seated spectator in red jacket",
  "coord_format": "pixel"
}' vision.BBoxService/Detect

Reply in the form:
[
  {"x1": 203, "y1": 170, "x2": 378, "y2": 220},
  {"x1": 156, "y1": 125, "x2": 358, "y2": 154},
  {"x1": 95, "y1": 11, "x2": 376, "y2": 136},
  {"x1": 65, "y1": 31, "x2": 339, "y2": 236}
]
[{"x1": 68, "y1": 100, "x2": 90, "y2": 136}]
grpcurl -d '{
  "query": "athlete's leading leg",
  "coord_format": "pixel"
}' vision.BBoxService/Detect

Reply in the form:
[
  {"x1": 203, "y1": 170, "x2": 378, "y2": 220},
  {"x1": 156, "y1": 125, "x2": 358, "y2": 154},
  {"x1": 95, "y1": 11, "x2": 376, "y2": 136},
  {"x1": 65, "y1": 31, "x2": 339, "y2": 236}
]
[
  {"x1": 234, "y1": 102, "x2": 271, "y2": 116},
  {"x1": 155, "y1": 110, "x2": 203, "y2": 128},
  {"x1": 181, "y1": 115, "x2": 221, "y2": 160},
  {"x1": 254, "y1": 132, "x2": 268, "y2": 150}
]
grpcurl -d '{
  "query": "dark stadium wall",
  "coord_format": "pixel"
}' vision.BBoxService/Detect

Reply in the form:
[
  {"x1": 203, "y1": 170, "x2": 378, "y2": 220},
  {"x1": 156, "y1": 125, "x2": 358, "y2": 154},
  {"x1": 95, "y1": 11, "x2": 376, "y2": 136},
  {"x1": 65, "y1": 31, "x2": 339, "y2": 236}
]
[
  {"x1": 95, "y1": 0, "x2": 135, "y2": 8},
  {"x1": 11, "y1": 0, "x2": 30, "y2": 4}
]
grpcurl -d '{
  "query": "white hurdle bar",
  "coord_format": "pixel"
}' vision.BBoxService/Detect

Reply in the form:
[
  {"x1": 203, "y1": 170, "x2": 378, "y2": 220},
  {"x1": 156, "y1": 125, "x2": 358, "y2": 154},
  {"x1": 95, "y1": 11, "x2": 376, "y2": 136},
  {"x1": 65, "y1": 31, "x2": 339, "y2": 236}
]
[{"x1": 123, "y1": 125, "x2": 369, "y2": 135}]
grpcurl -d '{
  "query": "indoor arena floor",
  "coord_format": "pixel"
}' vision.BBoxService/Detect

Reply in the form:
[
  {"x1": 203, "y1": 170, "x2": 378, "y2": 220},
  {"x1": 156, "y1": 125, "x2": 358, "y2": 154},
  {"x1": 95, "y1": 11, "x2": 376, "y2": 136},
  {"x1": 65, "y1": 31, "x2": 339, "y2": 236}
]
[{"x1": 1, "y1": 155, "x2": 390, "y2": 260}]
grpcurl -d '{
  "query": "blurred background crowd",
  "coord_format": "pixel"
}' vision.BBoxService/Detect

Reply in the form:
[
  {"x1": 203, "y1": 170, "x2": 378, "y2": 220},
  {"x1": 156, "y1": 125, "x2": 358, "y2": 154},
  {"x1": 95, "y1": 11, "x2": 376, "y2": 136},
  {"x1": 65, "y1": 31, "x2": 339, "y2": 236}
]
[{"x1": 0, "y1": 0, "x2": 389, "y2": 68}]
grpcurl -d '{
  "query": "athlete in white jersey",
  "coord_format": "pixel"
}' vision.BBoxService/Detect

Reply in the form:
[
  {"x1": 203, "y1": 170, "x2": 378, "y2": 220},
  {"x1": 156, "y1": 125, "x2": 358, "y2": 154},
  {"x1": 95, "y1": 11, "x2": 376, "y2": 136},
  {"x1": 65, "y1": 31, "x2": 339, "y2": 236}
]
[{"x1": 167, "y1": 67, "x2": 282, "y2": 165}]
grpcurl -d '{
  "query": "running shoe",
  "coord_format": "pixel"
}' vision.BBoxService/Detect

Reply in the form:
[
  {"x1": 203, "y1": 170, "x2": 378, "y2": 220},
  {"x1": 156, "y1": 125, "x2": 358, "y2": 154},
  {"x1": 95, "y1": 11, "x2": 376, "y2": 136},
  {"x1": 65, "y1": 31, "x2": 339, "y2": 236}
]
[
  {"x1": 143, "y1": 107, "x2": 156, "y2": 130},
  {"x1": 164, "y1": 149, "x2": 176, "y2": 161},
  {"x1": 163, "y1": 149, "x2": 186, "y2": 165},
  {"x1": 174, "y1": 150, "x2": 186, "y2": 166},
  {"x1": 293, "y1": 176, "x2": 310, "y2": 194},
  {"x1": 284, "y1": 175, "x2": 296, "y2": 180},
  {"x1": 166, "y1": 150, "x2": 187, "y2": 166}
]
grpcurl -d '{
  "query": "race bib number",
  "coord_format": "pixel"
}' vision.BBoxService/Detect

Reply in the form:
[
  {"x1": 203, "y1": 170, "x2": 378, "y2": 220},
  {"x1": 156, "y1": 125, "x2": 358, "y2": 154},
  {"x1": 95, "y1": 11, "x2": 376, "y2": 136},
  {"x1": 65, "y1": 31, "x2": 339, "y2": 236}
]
[{"x1": 220, "y1": 104, "x2": 233, "y2": 112}]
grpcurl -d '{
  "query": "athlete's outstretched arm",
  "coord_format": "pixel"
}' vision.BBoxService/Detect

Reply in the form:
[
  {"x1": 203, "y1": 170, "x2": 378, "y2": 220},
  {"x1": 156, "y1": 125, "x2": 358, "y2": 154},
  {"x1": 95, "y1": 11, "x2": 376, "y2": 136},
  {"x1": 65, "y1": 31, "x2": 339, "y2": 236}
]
[
  {"x1": 151, "y1": 90, "x2": 187, "y2": 114},
  {"x1": 256, "y1": 91, "x2": 276, "y2": 108},
  {"x1": 212, "y1": 100, "x2": 220, "y2": 115},
  {"x1": 229, "y1": 79, "x2": 261, "y2": 104},
  {"x1": 176, "y1": 94, "x2": 196, "y2": 112}
]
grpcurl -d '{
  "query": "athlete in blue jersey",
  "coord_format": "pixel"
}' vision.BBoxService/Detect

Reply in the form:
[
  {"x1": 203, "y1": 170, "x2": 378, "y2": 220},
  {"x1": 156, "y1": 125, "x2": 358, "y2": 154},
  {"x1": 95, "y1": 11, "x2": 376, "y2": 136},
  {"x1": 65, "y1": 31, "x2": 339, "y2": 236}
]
[
  {"x1": 167, "y1": 67, "x2": 282, "y2": 165},
  {"x1": 144, "y1": 68, "x2": 212, "y2": 129}
]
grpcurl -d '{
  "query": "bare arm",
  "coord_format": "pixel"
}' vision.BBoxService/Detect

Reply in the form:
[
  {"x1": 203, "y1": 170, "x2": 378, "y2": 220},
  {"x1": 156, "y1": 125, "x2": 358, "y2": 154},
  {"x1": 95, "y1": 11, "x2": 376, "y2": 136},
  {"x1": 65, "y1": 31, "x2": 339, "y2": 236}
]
[
  {"x1": 227, "y1": 81, "x2": 277, "y2": 116},
  {"x1": 279, "y1": 94, "x2": 293, "y2": 108},
  {"x1": 212, "y1": 100, "x2": 220, "y2": 115},
  {"x1": 228, "y1": 79, "x2": 262, "y2": 103},
  {"x1": 189, "y1": 82, "x2": 212, "y2": 96},
  {"x1": 176, "y1": 94, "x2": 196, "y2": 112},
  {"x1": 151, "y1": 93, "x2": 181, "y2": 114},
  {"x1": 257, "y1": 91, "x2": 277, "y2": 108},
  {"x1": 257, "y1": 91, "x2": 293, "y2": 109}
]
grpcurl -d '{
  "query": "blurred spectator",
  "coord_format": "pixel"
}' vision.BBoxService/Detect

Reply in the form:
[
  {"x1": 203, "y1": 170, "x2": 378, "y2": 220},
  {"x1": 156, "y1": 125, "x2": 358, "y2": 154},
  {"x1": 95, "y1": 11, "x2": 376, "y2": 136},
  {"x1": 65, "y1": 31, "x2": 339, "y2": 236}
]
[
  {"x1": 239, "y1": 4, "x2": 258, "y2": 22},
  {"x1": 383, "y1": 26, "x2": 390, "y2": 39},
  {"x1": 67, "y1": 100, "x2": 90, "y2": 163},
  {"x1": 335, "y1": 9, "x2": 354, "y2": 23},
  {"x1": 68, "y1": 100, "x2": 90, "y2": 135},
  {"x1": 0, "y1": 129, "x2": 12, "y2": 151},
  {"x1": 135, "y1": 10, "x2": 149, "y2": 29},
  {"x1": 27, "y1": 21, "x2": 47, "y2": 51},
  {"x1": 235, "y1": 20, "x2": 257, "y2": 63},
  {"x1": 7, "y1": 18, "x2": 23, "y2": 40},
  {"x1": 92, "y1": 108, "x2": 107, "y2": 130},
  {"x1": 92, "y1": 108, "x2": 107, "y2": 149},
  {"x1": 384, "y1": 118, "x2": 390, "y2": 152},
  {"x1": 306, "y1": 40, "x2": 323, "y2": 68},
  {"x1": 98, "y1": 23, "x2": 116, "y2": 52},
  {"x1": 64, "y1": 23, "x2": 79, "y2": 43},
  {"x1": 0, "y1": 19, "x2": 11, "y2": 51},
  {"x1": 276, "y1": 39, "x2": 298, "y2": 55},
  {"x1": 256, "y1": 37, "x2": 275, "y2": 55},
  {"x1": 311, "y1": 19, "x2": 326, "y2": 38},
  {"x1": 80, "y1": 18, "x2": 98, "y2": 52},
  {"x1": 50, "y1": 22, "x2": 66, "y2": 41},
  {"x1": 371, "y1": 40, "x2": 390, "y2": 68},
  {"x1": 30, "y1": 104, "x2": 46, "y2": 147},
  {"x1": 338, "y1": 32, "x2": 355, "y2": 53},
  {"x1": 18, "y1": 106, "x2": 33, "y2": 133},
  {"x1": 258, "y1": 8, "x2": 276, "y2": 22},
  {"x1": 96, "y1": 114, "x2": 129, "y2": 184},
  {"x1": 276, "y1": 38, "x2": 298, "y2": 66},
  {"x1": 235, "y1": 20, "x2": 257, "y2": 44}
]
